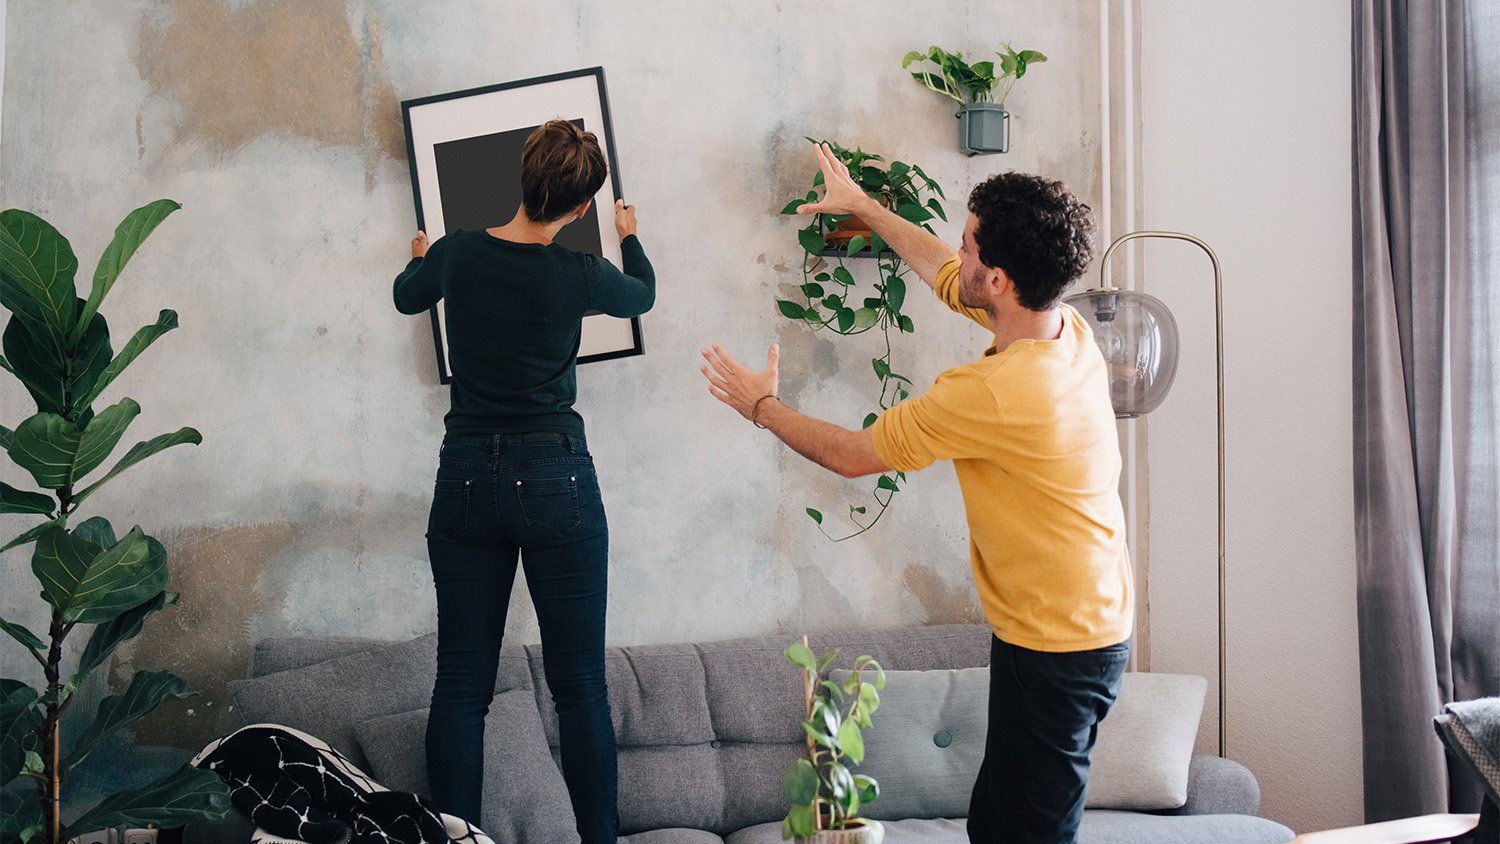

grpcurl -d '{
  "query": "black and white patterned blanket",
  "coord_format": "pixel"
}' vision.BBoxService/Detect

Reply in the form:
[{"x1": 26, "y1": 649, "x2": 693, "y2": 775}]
[{"x1": 192, "y1": 724, "x2": 494, "y2": 844}]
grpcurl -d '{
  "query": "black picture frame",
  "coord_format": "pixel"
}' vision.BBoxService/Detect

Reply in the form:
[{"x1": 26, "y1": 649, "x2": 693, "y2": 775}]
[{"x1": 401, "y1": 67, "x2": 644, "y2": 383}]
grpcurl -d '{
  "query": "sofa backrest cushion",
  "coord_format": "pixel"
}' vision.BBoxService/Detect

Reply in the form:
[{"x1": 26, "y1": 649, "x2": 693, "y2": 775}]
[
  {"x1": 353, "y1": 694, "x2": 575, "y2": 843},
  {"x1": 251, "y1": 636, "x2": 388, "y2": 678},
  {"x1": 230, "y1": 633, "x2": 531, "y2": 769}
]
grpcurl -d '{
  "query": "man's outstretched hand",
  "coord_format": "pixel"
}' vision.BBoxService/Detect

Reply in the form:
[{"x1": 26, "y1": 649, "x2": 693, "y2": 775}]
[
  {"x1": 797, "y1": 143, "x2": 874, "y2": 218},
  {"x1": 701, "y1": 343, "x2": 780, "y2": 423}
]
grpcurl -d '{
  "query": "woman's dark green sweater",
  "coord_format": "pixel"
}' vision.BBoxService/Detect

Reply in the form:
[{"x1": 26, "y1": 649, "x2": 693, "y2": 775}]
[{"x1": 393, "y1": 230, "x2": 655, "y2": 438}]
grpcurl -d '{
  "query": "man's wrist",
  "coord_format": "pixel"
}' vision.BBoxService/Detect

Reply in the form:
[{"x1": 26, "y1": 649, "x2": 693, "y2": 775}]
[{"x1": 751, "y1": 394, "x2": 782, "y2": 429}]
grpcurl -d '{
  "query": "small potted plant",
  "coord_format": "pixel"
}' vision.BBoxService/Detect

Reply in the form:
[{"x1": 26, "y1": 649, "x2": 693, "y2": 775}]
[
  {"x1": 902, "y1": 43, "x2": 1047, "y2": 155},
  {"x1": 780, "y1": 138, "x2": 940, "y2": 252},
  {"x1": 779, "y1": 638, "x2": 886, "y2": 843}
]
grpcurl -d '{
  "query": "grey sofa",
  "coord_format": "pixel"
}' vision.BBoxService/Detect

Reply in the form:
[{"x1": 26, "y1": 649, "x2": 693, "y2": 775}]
[{"x1": 182, "y1": 623, "x2": 1293, "y2": 843}]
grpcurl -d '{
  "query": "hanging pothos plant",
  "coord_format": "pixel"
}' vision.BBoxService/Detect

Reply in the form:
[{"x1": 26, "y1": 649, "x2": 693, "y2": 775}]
[{"x1": 777, "y1": 139, "x2": 947, "y2": 541}]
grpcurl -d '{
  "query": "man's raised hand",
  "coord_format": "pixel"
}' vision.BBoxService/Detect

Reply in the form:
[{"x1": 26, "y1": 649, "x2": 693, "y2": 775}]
[{"x1": 797, "y1": 143, "x2": 873, "y2": 218}]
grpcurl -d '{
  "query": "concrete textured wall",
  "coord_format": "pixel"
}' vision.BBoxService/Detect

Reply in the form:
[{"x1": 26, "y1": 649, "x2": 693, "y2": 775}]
[
  {"x1": 1138, "y1": 0, "x2": 1362, "y2": 833},
  {"x1": 0, "y1": 0, "x2": 1102, "y2": 751}
]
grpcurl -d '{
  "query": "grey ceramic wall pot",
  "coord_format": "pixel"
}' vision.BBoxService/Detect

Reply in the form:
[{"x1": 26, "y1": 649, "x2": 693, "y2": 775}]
[{"x1": 958, "y1": 102, "x2": 1009, "y2": 155}]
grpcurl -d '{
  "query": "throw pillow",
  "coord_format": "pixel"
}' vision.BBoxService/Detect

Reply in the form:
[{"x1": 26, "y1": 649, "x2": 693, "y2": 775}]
[
  {"x1": 835, "y1": 668, "x2": 1206, "y2": 819},
  {"x1": 353, "y1": 691, "x2": 577, "y2": 844},
  {"x1": 830, "y1": 666, "x2": 988, "y2": 821},
  {"x1": 1086, "y1": 672, "x2": 1207, "y2": 810},
  {"x1": 229, "y1": 633, "x2": 439, "y2": 769}
]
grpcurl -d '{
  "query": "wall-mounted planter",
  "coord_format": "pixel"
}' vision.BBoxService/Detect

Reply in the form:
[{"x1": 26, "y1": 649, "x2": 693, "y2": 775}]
[{"x1": 958, "y1": 102, "x2": 1009, "y2": 155}]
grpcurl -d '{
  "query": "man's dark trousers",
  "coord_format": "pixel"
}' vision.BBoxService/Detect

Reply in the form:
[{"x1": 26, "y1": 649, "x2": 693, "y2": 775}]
[{"x1": 967, "y1": 634, "x2": 1130, "y2": 843}]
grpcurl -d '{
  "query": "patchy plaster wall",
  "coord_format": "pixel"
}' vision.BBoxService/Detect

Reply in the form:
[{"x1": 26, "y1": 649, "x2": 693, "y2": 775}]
[{"x1": 0, "y1": 0, "x2": 1102, "y2": 753}]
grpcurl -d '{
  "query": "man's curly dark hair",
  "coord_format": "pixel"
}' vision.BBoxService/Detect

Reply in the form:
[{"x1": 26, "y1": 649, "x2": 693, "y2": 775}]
[{"x1": 967, "y1": 173, "x2": 1096, "y2": 311}]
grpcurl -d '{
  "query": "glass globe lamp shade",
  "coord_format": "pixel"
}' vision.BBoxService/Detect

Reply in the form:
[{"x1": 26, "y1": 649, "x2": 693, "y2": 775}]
[{"x1": 1063, "y1": 288, "x2": 1180, "y2": 418}]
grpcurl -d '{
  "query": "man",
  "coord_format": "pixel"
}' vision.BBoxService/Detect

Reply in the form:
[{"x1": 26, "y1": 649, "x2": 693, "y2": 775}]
[{"x1": 700, "y1": 143, "x2": 1132, "y2": 844}]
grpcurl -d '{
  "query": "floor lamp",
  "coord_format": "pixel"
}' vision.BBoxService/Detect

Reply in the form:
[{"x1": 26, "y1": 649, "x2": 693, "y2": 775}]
[{"x1": 1062, "y1": 231, "x2": 1226, "y2": 758}]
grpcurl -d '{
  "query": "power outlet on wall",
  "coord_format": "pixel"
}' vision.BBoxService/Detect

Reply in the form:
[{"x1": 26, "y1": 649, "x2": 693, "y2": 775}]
[
  {"x1": 121, "y1": 831, "x2": 157, "y2": 844},
  {"x1": 67, "y1": 832, "x2": 116, "y2": 844}
]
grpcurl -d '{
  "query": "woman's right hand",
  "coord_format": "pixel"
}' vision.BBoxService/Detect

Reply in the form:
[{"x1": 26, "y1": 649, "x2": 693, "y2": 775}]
[
  {"x1": 614, "y1": 199, "x2": 638, "y2": 241},
  {"x1": 411, "y1": 230, "x2": 429, "y2": 258}
]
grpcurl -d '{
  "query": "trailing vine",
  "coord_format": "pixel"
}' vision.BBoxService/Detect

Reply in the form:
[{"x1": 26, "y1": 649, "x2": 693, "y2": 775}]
[{"x1": 777, "y1": 139, "x2": 947, "y2": 541}]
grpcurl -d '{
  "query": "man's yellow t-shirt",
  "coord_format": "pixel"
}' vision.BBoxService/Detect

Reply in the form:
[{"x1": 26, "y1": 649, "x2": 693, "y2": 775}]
[{"x1": 870, "y1": 257, "x2": 1133, "y2": 653}]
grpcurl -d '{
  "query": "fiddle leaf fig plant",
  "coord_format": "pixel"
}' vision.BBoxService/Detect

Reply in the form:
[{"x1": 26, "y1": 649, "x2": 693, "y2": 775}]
[
  {"x1": 778, "y1": 139, "x2": 947, "y2": 541},
  {"x1": 780, "y1": 639, "x2": 885, "y2": 840},
  {"x1": 0, "y1": 201, "x2": 231, "y2": 844},
  {"x1": 902, "y1": 43, "x2": 1048, "y2": 105}
]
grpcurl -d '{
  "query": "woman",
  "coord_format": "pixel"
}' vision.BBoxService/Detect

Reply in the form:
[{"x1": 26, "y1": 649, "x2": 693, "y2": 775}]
[{"x1": 392, "y1": 119, "x2": 653, "y2": 843}]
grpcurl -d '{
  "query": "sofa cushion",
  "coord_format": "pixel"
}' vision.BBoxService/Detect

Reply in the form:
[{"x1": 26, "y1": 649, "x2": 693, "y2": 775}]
[
  {"x1": 529, "y1": 642, "x2": 716, "y2": 749},
  {"x1": 229, "y1": 633, "x2": 530, "y2": 769},
  {"x1": 836, "y1": 669, "x2": 1206, "y2": 819},
  {"x1": 1078, "y1": 811, "x2": 1294, "y2": 843},
  {"x1": 620, "y1": 830, "x2": 726, "y2": 844},
  {"x1": 352, "y1": 693, "x2": 575, "y2": 844},
  {"x1": 725, "y1": 813, "x2": 1294, "y2": 844},
  {"x1": 716, "y1": 742, "x2": 805, "y2": 834},
  {"x1": 618, "y1": 744, "x2": 725, "y2": 835},
  {"x1": 699, "y1": 625, "x2": 990, "y2": 745}
]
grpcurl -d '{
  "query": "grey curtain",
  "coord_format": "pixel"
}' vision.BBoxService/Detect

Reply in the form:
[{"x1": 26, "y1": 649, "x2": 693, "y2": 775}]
[{"x1": 1353, "y1": 0, "x2": 1500, "y2": 823}]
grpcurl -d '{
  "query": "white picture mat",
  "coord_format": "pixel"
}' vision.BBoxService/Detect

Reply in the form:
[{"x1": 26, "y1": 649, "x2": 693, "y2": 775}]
[{"x1": 405, "y1": 73, "x2": 636, "y2": 371}]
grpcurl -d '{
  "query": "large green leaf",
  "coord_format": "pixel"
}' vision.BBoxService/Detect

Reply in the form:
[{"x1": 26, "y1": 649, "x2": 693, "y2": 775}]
[
  {"x1": 63, "y1": 670, "x2": 193, "y2": 772},
  {"x1": 77, "y1": 591, "x2": 177, "y2": 679},
  {"x1": 71, "y1": 426, "x2": 202, "y2": 506},
  {"x1": 0, "y1": 424, "x2": 11, "y2": 450},
  {"x1": 8, "y1": 413, "x2": 81, "y2": 489},
  {"x1": 32, "y1": 525, "x2": 104, "y2": 613},
  {"x1": 32, "y1": 525, "x2": 167, "y2": 624},
  {"x1": 0, "y1": 789, "x2": 44, "y2": 843},
  {"x1": 74, "y1": 310, "x2": 178, "y2": 410},
  {"x1": 3, "y1": 313, "x2": 66, "y2": 414},
  {"x1": 72, "y1": 200, "x2": 180, "y2": 347},
  {"x1": 63, "y1": 763, "x2": 231, "y2": 838},
  {"x1": 0, "y1": 616, "x2": 45, "y2": 651},
  {"x1": 0, "y1": 209, "x2": 78, "y2": 339},
  {"x1": 72, "y1": 515, "x2": 117, "y2": 549},
  {"x1": 73, "y1": 397, "x2": 141, "y2": 482},
  {"x1": 1, "y1": 519, "x2": 56, "y2": 554},
  {"x1": 3, "y1": 301, "x2": 111, "y2": 420},
  {"x1": 1, "y1": 680, "x2": 42, "y2": 784},
  {"x1": 73, "y1": 530, "x2": 167, "y2": 625},
  {"x1": 68, "y1": 308, "x2": 115, "y2": 416},
  {"x1": 0, "y1": 481, "x2": 54, "y2": 516}
]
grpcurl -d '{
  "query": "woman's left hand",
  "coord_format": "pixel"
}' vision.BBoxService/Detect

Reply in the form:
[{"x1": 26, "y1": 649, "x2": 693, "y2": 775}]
[{"x1": 411, "y1": 231, "x2": 429, "y2": 258}]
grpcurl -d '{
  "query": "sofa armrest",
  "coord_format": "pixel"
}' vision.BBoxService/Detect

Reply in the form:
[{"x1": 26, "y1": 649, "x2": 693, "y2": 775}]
[{"x1": 1150, "y1": 754, "x2": 1262, "y2": 817}]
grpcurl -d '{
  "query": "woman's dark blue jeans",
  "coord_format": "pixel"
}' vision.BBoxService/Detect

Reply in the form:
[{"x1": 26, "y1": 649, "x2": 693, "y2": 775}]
[{"x1": 424, "y1": 432, "x2": 616, "y2": 843}]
